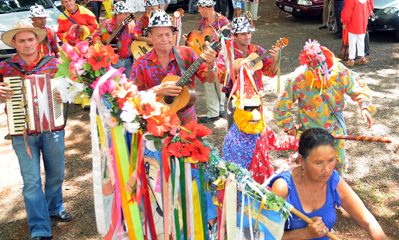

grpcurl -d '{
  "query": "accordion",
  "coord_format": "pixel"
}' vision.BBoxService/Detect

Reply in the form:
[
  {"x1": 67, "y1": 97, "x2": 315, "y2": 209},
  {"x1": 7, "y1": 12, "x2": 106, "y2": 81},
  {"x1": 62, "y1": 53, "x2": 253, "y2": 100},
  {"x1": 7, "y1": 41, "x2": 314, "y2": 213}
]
[{"x1": 4, "y1": 74, "x2": 64, "y2": 136}]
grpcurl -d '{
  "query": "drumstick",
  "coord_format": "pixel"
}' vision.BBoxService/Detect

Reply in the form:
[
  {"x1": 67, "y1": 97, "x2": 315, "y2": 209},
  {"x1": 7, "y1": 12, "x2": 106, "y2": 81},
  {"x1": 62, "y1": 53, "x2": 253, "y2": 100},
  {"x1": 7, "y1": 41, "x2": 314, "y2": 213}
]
[
  {"x1": 332, "y1": 134, "x2": 392, "y2": 143},
  {"x1": 290, "y1": 208, "x2": 341, "y2": 240}
]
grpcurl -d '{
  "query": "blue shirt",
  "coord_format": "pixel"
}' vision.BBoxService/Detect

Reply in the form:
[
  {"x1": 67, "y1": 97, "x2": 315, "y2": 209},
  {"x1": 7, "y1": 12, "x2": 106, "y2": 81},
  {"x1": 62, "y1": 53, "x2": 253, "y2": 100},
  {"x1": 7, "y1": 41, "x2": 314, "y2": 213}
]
[{"x1": 269, "y1": 170, "x2": 341, "y2": 240}]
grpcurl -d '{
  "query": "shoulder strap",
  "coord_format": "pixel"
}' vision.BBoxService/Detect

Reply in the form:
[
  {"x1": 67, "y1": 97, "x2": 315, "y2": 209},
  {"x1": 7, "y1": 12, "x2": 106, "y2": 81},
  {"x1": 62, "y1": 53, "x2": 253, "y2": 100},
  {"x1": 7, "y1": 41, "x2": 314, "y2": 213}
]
[
  {"x1": 320, "y1": 94, "x2": 348, "y2": 135},
  {"x1": 5, "y1": 56, "x2": 54, "y2": 75},
  {"x1": 172, "y1": 47, "x2": 187, "y2": 74}
]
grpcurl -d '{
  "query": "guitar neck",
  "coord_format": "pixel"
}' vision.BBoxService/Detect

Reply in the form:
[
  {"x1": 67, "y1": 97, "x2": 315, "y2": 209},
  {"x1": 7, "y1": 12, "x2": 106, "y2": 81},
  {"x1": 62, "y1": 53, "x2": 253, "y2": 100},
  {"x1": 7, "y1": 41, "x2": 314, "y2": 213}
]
[
  {"x1": 251, "y1": 51, "x2": 268, "y2": 65},
  {"x1": 176, "y1": 58, "x2": 205, "y2": 87},
  {"x1": 176, "y1": 41, "x2": 221, "y2": 87},
  {"x1": 105, "y1": 16, "x2": 132, "y2": 45}
]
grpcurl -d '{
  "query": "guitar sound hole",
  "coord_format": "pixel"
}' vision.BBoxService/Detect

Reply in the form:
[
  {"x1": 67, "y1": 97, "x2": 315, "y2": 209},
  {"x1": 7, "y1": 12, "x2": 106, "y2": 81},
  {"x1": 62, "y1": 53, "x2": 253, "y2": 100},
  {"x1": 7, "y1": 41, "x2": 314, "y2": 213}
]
[{"x1": 164, "y1": 96, "x2": 175, "y2": 104}]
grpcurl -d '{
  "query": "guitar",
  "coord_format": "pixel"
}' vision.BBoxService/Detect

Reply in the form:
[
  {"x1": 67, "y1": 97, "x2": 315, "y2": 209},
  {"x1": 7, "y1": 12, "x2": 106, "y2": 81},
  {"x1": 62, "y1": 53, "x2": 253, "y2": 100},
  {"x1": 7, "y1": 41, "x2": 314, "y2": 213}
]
[
  {"x1": 159, "y1": 29, "x2": 231, "y2": 113},
  {"x1": 185, "y1": 26, "x2": 216, "y2": 56},
  {"x1": 233, "y1": 37, "x2": 289, "y2": 72},
  {"x1": 102, "y1": 14, "x2": 135, "y2": 45},
  {"x1": 130, "y1": 41, "x2": 153, "y2": 60}
]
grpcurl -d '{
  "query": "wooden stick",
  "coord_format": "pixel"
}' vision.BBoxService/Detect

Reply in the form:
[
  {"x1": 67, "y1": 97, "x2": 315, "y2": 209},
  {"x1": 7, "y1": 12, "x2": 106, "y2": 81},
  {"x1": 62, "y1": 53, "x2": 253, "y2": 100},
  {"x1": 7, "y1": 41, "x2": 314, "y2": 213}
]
[
  {"x1": 332, "y1": 134, "x2": 392, "y2": 143},
  {"x1": 290, "y1": 208, "x2": 341, "y2": 240}
]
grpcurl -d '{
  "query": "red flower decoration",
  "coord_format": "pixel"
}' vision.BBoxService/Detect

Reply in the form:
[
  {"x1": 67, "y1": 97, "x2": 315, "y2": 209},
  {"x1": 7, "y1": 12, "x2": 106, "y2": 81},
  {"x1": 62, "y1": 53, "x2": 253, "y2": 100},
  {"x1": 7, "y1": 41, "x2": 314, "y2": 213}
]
[
  {"x1": 87, "y1": 43, "x2": 119, "y2": 71},
  {"x1": 146, "y1": 109, "x2": 180, "y2": 137},
  {"x1": 180, "y1": 121, "x2": 212, "y2": 141}
]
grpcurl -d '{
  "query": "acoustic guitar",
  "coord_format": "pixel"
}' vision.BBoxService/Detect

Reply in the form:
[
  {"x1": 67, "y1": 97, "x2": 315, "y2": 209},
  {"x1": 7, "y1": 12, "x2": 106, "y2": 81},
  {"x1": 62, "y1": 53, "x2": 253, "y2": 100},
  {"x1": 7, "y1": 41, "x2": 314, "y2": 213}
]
[
  {"x1": 130, "y1": 41, "x2": 153, "y2": 60},
  {"x1": 159, "y1": 29, "x2": 231, "y2": 113},
  {"x1": 185, "y1": 26, "x2": 216, "y2": 56},
  {"x1": 102, "y1": 14, "x2": 135, "y2": 45},
  {"x1": 233, "y1": 37, "x2": 289, "y2": 72}
]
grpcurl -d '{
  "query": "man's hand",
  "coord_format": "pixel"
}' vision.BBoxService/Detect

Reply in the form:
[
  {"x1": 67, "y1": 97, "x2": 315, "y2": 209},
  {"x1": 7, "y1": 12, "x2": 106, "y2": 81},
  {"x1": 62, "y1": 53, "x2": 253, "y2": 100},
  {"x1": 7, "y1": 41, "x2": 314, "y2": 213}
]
[
  {"x1": 54, "y1": 90, "x2": 63, "y2": 104},
  {"x1": 154, "y1": 81, "x2": 182, "y2": 97},
  {"x1": 0, "y1": 82, "x2": 13, "y2": 102},
  {"x1": 306, "y1": 217, "x2": 329, "y2": 238},
  {"x1": 269, "y1": 47, "x2": 280, "y2": 64},
  {"x1": 361, "y1": 108, "x2": 373, "y2": 128},
  {"x1": 342, "y1": 24, "x2": 346, "y2": 29},
  {"x1": 200, "y1": 43, "x2": 217, "y2": 66}
]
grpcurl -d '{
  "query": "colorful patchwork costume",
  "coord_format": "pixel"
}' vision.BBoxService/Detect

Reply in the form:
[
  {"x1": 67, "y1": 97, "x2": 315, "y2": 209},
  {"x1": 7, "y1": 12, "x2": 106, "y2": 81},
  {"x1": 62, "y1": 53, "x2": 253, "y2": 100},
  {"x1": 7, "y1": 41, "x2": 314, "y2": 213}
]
[{"x1": 273, "y1": 40, "x2": 375, "y2": 174}]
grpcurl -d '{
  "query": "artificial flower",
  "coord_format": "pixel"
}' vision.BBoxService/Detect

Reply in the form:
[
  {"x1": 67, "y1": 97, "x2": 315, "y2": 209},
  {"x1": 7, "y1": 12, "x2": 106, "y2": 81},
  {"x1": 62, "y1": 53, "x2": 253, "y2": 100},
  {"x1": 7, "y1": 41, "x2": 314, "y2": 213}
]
[
  {"x1": 87, "y1": 43, "x2": 119, "y2": 71},
  {"x1": 146, "y1": 110, "x2": 180, "y2": 137},
  {"x1": 120, "y1": 101, "x2": 139, "y2": 123},
  {"x1": 123, "y1": 122, "x2": 141, "y2": 133},
  {"x1": 180, "y1": 121, "x2": 212, "y2": 140}
]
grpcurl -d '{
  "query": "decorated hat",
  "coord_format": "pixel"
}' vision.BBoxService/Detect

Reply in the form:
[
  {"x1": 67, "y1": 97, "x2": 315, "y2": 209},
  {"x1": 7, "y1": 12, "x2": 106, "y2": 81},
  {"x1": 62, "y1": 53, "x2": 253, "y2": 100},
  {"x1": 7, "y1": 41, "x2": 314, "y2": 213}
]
[
  {"x1": 1, "y1": 20, "x2": 47, "y2": 48},
  {"x1": 113, "y1": 1, "x2": 133, "y2": 14},
  {"x1": 299, "y1": 39, "x2": 334, "y2": 70},
  {"x1": 232, "y1": 16, "x2": 255, "y2": 34},
  {"x1": 147, "y1": 10, "x2": 177, "y2": 31},
  {"x1": 145, "y1": 0, "x2": 161, "y2": 7},
  {"x1": 29, "y1": 4, "x2": 49, "y2": 18},
  {"x1": 234, "y1": 68, "x2": 261, "y2": 108},
  {"x1": 197, "y1": 0, "x2": 216, "y2": 7}
]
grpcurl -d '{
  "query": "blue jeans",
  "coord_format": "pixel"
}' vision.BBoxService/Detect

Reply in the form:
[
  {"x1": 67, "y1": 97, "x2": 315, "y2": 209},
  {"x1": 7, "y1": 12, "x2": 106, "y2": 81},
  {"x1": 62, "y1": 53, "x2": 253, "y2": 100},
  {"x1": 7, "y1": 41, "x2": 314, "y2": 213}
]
[{"x1": 12, "y1": 130, "x2": 66, "y2": 238}]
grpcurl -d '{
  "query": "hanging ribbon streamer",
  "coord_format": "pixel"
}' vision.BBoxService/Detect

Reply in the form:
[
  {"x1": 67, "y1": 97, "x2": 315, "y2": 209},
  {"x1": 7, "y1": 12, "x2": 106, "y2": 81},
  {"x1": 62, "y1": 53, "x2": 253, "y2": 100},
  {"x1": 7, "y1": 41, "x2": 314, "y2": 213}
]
[
  {"x1": 185, "y1": 162, "x2": 194, "y2": 239},
  {"x1": 179, "y1": 157, "x2": 188, "y2": 240},
  {"x1": 199, "y1": 164, "x2": 207, "y2": 238},
  {"x1": 192, "y1": 179, "x2": 205, "y2": 239},
  {"x1": 225, "y1": 174, "x2": 237, "y2": 240},
  {"x1": 91, "y1": 68, "x2": 118, "y2": 235},
  {"x1": 277, "y1": 50, "x2": 282, "y2": 94}
]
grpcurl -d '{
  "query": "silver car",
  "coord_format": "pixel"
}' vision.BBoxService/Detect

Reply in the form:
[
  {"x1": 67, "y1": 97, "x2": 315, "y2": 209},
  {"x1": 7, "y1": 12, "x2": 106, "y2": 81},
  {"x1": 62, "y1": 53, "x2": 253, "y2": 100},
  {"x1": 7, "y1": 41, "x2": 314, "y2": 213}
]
[{"x1": 0, "y1": 0, "x2": 61, "y2": 59}]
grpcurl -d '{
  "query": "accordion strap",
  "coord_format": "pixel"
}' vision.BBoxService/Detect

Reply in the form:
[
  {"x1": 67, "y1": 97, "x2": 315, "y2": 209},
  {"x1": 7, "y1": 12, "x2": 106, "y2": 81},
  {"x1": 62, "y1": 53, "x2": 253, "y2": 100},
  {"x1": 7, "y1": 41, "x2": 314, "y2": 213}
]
[{"x1": 5, "y1": 56, "x2": 54, "y2": 75}]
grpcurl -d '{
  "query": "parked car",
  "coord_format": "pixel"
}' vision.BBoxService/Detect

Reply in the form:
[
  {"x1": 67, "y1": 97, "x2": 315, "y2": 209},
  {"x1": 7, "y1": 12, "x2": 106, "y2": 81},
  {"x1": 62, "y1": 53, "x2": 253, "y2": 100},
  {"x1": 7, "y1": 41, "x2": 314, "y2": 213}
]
[
  {"x1": 167, "y1": 0, "x2": 188, "y2": 11},
  {"x1": 368, "y1": 0, "x2": 399, "y2": 40},
  {"x1": 0, "y1": 0, "x2": 61, "y2": 60},
  {"x1": 275, "y1": 0, "x2": 324, "y2": 17}
]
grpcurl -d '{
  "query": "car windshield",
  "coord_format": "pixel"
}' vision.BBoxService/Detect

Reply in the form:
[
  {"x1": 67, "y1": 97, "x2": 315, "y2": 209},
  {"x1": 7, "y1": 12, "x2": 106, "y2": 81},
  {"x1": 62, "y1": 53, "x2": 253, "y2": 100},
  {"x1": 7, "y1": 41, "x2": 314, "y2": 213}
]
[{"x1": 0, "y1": 0, "x2": 52, "y2": 14}]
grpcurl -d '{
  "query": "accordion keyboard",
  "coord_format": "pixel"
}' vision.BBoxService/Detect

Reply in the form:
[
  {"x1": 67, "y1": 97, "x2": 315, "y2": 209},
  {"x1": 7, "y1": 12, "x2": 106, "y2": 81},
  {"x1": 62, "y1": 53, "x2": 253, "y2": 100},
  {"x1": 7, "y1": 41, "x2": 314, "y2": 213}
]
[{"x1": 4, "y1": 77, "x2": 26, "y2": 135}]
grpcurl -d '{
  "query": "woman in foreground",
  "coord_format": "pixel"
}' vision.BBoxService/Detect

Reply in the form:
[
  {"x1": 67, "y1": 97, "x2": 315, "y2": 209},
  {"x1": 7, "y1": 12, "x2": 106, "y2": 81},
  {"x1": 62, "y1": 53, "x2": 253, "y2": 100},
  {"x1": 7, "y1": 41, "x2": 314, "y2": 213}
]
[{"x1": 269, "y1": 128, "x2": 387, "y2": 240}]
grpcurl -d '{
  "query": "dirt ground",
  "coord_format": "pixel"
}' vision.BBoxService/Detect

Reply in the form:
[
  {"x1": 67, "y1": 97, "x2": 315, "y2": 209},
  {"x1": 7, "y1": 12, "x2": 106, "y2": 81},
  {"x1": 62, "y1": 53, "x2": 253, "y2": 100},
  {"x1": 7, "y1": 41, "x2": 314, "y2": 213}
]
[{"x1": 1, "y1": 0, "x2": 398, "y2": 239}]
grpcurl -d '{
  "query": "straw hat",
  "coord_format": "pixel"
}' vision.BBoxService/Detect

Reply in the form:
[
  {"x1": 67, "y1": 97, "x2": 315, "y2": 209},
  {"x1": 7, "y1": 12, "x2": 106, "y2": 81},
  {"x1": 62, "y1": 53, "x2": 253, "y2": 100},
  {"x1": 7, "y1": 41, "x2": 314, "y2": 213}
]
[{"x1": 1, "y1": 20, "x2": 46, "y2": 48}]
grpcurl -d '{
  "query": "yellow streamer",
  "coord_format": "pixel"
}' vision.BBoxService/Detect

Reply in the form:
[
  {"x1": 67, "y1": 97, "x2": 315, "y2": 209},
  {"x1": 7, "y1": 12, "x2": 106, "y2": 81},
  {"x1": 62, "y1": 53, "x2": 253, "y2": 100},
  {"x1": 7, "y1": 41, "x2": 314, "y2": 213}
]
[
  {"x1": 111, "y1": 126, "x2": 137, "y2": 240},
  {"x1": 192, "y1": 180, "x2": 205, "y2": 239}
]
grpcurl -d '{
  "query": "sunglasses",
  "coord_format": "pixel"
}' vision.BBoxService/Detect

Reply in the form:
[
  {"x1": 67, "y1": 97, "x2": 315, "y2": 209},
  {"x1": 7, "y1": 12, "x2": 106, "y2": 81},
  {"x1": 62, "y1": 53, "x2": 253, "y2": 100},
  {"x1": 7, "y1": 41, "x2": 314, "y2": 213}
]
[{"x1": 244, "y1": 106, "x2": 261, "y2": 112}]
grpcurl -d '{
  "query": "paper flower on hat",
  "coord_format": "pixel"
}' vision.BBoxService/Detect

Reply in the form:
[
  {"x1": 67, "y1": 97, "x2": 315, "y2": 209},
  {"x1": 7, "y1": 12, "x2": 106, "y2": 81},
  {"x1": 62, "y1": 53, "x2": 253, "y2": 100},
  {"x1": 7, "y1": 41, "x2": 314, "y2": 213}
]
[
  {"x1": 146, "y1": 0, "x2": 161, "y2": 7},
  {"x1": 197, "y1": 0, "x2": 216, "y2": 7},
  {"x1": 29, "y1": 4, "x2": 49, "y2": 18},
  {"x1": 232, "y1": 17, "x2": 255, "y2": 34},
  {"x1": 148, "y1": 10, "x2": 176, "y2": 29},
  {"x1": 113, "y1": 1, "x2": 132, "y2": 15},
  {"x1": 299, "y1": 39, "x2": 337, "y2": 90}
]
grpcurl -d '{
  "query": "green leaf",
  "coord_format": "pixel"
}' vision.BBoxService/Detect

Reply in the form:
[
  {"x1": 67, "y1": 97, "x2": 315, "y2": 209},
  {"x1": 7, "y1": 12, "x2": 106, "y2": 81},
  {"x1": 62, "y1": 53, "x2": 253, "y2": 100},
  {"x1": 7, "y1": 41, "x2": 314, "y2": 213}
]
[
  {"x1": 95, "y1": 70, "x2": 101, "y2": 77},
  {"x1": 154, "y1": 139, "x2": 163, "y2": 151}
]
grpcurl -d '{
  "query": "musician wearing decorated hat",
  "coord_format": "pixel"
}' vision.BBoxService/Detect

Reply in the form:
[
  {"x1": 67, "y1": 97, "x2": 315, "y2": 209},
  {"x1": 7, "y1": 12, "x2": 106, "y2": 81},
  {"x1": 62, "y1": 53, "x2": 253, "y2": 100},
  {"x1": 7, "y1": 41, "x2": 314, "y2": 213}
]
[
  {"x1": 217, "y1": 15, "x2": 280, "y2": 128},
  {"x1": 130, "y1": 10, "x2": 219, "y2": 124},
  {"x1": 0, "y1": 20, "x2": 72, "y2": 240},
  {"x1": 132, "y1": 0, "x2": 161, "y2": 46},
  {"x1": 93, "y1": 1, "x2": 135, "y2": 77},
  {"x1": 193, "y1": 0, "x2": 230, "y2": 123},
  {"x1": 222, "y1": 66, "x2": 298, "y2": 184},
  {"x1": 29, "y1": 4, "x2": 60, "y2": 57},
  {"x1": 273, "y1": 40, "x2": 375, "y2": 175},
  {"x1": 57, "y1": 0, "x2": 99, "y2": 45}
]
